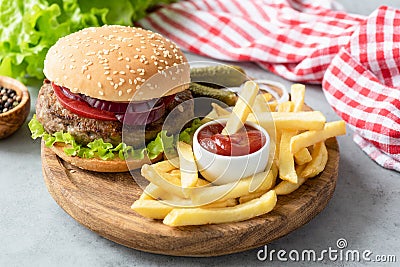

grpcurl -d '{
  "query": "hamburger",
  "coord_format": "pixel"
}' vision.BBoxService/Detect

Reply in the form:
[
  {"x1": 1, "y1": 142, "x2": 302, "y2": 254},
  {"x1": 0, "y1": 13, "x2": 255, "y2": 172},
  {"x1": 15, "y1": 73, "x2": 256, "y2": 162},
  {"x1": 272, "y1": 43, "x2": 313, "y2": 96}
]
[{"x1": 29, "y1": 25, "x2": 193, "y2": 172}]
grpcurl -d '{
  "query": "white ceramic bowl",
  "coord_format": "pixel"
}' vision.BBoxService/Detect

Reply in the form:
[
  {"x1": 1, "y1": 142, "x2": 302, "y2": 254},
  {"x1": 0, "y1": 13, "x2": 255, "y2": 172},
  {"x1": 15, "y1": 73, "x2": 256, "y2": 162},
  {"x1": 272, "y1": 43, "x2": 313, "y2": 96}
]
[{"x1": 193, "y1": 119, "x2": 270, "y2": 185}]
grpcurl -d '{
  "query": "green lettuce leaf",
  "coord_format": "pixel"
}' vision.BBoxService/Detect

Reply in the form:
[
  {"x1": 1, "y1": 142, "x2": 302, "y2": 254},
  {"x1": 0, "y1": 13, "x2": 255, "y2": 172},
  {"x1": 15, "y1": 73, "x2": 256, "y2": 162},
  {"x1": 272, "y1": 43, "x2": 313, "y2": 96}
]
[
  {"x1": 28, "y1": 115, "x2": 204, "y2": 161},
  {"x1": 0, "y1": 0, "x2": 176, "y2": 82},
  {"x1": 179, "y1": 118, "x2": 203, "y2": 144}
]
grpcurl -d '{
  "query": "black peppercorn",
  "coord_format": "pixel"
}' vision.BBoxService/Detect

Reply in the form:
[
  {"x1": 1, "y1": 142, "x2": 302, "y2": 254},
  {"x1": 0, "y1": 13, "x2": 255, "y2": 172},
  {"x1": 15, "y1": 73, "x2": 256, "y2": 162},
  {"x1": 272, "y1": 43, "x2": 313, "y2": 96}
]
[{"x1": 0, "y1": 86, "x2": 20, "y2": 114}]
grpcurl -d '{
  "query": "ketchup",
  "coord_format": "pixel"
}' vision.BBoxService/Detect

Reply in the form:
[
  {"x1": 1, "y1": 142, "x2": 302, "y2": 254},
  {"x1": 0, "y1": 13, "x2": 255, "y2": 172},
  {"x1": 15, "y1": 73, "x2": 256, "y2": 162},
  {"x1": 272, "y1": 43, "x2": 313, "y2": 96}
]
[{"x1": 198, "y1": 123, "x2": 266, "y2": 156}]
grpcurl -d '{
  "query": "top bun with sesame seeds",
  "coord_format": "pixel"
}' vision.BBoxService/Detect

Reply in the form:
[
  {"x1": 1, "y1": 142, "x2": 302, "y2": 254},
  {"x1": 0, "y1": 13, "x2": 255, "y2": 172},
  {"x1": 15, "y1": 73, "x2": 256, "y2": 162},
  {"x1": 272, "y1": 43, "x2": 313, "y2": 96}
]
[{"x1": 43, "y1": 25, "x2": 190, "y2": 102}]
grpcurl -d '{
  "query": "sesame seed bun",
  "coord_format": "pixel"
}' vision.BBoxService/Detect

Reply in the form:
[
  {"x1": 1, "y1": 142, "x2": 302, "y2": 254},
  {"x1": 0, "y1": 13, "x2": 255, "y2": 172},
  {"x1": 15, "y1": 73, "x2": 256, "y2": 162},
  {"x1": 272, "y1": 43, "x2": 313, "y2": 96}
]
[{"x1": 44, "y1": 25, "x2": 190, "y2": 102}]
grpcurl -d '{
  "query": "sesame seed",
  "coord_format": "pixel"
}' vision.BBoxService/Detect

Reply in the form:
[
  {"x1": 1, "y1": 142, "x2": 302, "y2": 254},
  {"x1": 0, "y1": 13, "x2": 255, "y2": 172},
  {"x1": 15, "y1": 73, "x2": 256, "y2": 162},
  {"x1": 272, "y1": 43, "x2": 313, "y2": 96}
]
[
  {"x1": 98, "y1": 82, "x2": 102, "y2": 88},
  {"x1": 113, "y1": 71, "x2": 118, "y2": 74},
  {"x1": 106, "y1": 77, "x2": 112, "y2": 81},
  {"x1": 126, "y1": 57, "x2": 130, "y2": 62},
  {"x1": 119, "y1": 71, "x2": 125, "y2": 75},
  {"x1": 135, "y1": 48, "x2": 141, "y2": 52},
  {"x1": 120, "y1": 78, "x2": 125, "y2": 82},
  {"x1": 99, "y1": 91, "x2": 104, "y2": 96},
  {"x1": 136, "y1": 85, "x2": 140, "y2": 89},
  {"x1": 154, "y1": 62, "x2": 158, "y2": 65},
  {"x1": 118, "y1": 57, "x2": 123, "y2": 61},
  {"x1": 134, "y1": 55, "x2": 139, "y2": 59},
  {"x1": 130, "y1": 69, "x2": 136, "y2": 73},
  {"x1": 114, "y1": 84, "x2": 118, "y2": 89},
  {"x1": 118, "y1": 91, "x2": 122, "y2": 96},
  {"x1": 127, "y1": 89, "x2": 132, "y2": 93},
  {"x1": 104, "y1": 71, "x2": 110, "y2": 75},
  {"x1": 128, "y1": 79, "x2": 133, "y2": 84},
  {"x1": 86, "y1": 74, "x2": 91, "y2": 80},
  {"x1": 141, "y1": 78, "x2": 145, "y2": 82}
]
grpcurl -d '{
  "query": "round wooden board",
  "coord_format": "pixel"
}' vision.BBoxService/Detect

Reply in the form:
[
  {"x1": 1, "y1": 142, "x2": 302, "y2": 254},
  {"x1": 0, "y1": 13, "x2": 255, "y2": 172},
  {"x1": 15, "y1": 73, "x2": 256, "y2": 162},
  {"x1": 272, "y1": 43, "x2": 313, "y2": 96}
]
[{"x1": 41, "y1": 137, "x2": 339, "y2": 257}]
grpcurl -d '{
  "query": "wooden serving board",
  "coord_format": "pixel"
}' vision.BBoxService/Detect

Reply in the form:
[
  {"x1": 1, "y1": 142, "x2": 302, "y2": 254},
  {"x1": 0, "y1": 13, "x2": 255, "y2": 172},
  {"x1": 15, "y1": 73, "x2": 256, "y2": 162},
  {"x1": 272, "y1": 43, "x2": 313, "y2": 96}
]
[{"x1": 41, "y1": 137, "x2": 339, "y2": 257}]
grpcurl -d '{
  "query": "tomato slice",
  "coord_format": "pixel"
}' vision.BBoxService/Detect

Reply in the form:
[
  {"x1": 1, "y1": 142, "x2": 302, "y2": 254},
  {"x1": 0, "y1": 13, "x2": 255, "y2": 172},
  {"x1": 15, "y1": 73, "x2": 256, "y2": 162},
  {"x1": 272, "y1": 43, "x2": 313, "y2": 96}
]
[{"x1": 52, "y1": 83, "x2": 118, "y2": 121}]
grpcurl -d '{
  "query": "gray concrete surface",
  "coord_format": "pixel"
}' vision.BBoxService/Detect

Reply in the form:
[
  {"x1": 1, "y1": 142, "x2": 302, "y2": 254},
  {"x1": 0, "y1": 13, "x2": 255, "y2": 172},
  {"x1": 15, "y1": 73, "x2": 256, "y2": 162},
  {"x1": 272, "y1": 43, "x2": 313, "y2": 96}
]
[{"x1": 1, "y1": 1, "x2": 399, "y2": 266}]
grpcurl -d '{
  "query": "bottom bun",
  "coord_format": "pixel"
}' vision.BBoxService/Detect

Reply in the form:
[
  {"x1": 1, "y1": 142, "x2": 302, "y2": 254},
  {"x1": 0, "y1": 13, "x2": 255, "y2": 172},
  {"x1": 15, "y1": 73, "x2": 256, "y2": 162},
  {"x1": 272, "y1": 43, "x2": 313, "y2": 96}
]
[{"x1": 50, "y1": 143, "x2": 162, "y2": 172}]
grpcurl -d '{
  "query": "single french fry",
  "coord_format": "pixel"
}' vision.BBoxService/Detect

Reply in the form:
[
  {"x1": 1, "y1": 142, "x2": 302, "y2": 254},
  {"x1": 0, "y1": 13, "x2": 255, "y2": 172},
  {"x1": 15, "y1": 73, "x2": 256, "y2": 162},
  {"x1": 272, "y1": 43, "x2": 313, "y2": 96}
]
[
  {"x1": 153, "y1": 159, "x2": 177, "y2": 173},
  {"x1": 217, "y1": 109, "x2": 325, "y2": 131},
  {"x1": 262, "y1": 93, "x2": 273, "y2": 102},
  {"x1": 294, "y1": 147, "x2": 312, "y2": 165},
  {"x1": 238, "y1": 163, "x2": 277, "y2": 203},
  {"x1": 211, "y1": 103, "x2": 231, "y2": 117},
  {"x1": 163, "y1": 190, "x2": 277, "y2": 226},
  {"x1": 131, "y1": 199, "x2": 174, "y2": 219},
  {"x1": 301, "y1": 141, "x2": 328, "y2": 179},
  {"x1": 277, "y1": 101, "x2": 294, "y2": 112},
  {"x1": 168, "y1": 169, "x2": 181, "y2": 178},
  {"x1": 222, "y1": 81, "x2": 259, "y2": 135},
  {"x1": 196, "y1": 178, "x2": 210, "y2": 186},
  {"x1": 274, "y1": 164, "x2": 307, "y2": 195},
  {"x1": 239, "y1": 191, "x2": 265, "y2": 204},
  {"x1": 177, "y1": 141, "x2": 198, "y2": 190},
  {"x1": 201, "y1": 198, "x2": 238, "y2": 208},
  {"x1": 268, "y1": 101, "x2": 278, "y2": 112},
  {"x1": 279, "y1": 130, "x2": 298, "y2": 184},
  {"x1": 139, "y1": 192, "x2": 154, "y2": 200},
  {"x1": 268, "y1": 111, "x2": 325, "y2": 131},
  {"x1": 143, "y1": 182, "x2": 180, "y2": 201},
  {"x1": 141, "y1": 164, "x2": 187, "y2": 199},
  {"x1": 191, "y1": 167, "x2": 275, "y2": 205},
  {"x1": 290, "y1": 120, "x2": 346, "y2": 154},
  {"x1": 291, "y1": 84, "x2": 305, "y2": 112},
  {"x1": 200, "y1": 109, "x2": 219, "y2": 123}
]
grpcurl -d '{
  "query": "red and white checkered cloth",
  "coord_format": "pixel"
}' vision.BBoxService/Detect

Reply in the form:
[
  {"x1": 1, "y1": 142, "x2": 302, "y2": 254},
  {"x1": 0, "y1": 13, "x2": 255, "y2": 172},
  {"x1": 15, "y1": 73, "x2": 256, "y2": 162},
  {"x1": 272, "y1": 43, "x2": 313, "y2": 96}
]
[{"x1": 139, "y1": 0, "x2": 400, "y2": 172}]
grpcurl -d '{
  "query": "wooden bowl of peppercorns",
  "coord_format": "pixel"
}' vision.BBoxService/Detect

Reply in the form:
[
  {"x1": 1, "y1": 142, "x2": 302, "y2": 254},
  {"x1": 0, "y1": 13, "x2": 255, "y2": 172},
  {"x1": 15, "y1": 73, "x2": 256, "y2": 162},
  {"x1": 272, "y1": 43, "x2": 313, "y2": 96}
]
[{"x1": 0, "y1": 76, "x2": 30, "y2": 139}]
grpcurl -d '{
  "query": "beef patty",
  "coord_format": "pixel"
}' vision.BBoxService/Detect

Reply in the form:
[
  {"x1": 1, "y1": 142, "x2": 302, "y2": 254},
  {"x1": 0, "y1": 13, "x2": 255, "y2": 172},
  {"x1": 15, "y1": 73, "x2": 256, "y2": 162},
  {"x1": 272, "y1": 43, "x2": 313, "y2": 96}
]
[{"x1": 36, "y1": 81, "x2": 193, "y2": 147}]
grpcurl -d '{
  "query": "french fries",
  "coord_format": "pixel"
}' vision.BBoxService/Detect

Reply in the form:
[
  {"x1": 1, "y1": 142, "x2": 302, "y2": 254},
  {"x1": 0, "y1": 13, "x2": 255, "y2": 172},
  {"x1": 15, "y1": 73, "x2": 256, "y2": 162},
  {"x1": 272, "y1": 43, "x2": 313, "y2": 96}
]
[
  {"x1": 290, "y1": 121, "x2": 346, "y2": 154},
  {"x1": 141, "y1": 164, "x2": 187, "y2": 198},
  {"x1": 290, "y1": 84, "x2": 305, "y2": 112},
  {"x1": 294, "y1": 147, "x2": 312, "y2": 165},
  {"x1": 131, "y1": 81, "x2": 346, "y2": 227},
  {"x1": 177, "y1": 141, "x2": 198, "y2": 192},
  {"x1": 274, "y1": 164, "x2": 307, "y2": 195},
  {"x1": 279, "y1": 130, "x2": 298, "y2": 183},
  {"x1": 191, "y1": 167, "x2": 276, "y2": 205},
  {"x1": 163, "y1": 190, "x2": 277, "y2": 226},
  {"x1": 222, "y1": 81, "x2": 259, "y2": 135},
  {"x1": 301, "y1": 142, "x2": 328, "y2": 179},
  {"x1": 132, "y1": 200, "x2": 173, "y2": 219}
]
